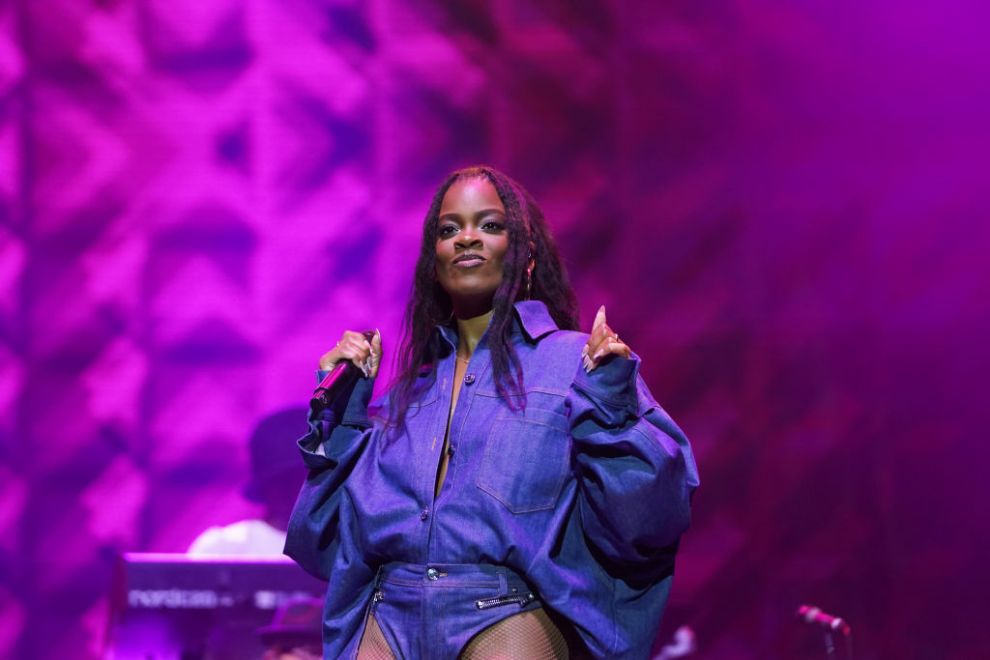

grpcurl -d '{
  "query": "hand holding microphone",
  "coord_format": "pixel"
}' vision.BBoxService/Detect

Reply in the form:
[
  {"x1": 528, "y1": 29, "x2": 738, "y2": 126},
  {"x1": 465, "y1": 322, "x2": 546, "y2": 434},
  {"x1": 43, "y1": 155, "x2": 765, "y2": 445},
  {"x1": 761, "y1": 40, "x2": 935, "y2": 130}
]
[
  {"x1": 318, "y1": 329, "x2": 382, "y2": 378},
  {"x1": 311, "y1": 329, "x2": 382, "y2": 414}
]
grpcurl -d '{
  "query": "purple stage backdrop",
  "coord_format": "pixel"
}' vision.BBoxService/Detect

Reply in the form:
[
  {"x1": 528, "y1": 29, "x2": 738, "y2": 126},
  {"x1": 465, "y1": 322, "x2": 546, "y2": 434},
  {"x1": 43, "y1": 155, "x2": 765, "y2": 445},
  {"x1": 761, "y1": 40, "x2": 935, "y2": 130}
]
[{"x1": 2, "y1": 1, "x2": 989, "y2": 658}]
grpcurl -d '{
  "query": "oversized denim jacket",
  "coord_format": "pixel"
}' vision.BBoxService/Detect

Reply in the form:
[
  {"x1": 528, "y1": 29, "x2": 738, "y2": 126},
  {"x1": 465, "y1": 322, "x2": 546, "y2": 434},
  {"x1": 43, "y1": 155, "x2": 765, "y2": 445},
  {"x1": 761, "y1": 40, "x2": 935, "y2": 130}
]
[{"x1": 284, "y1": 300, "x2": 700, "y2": 659}]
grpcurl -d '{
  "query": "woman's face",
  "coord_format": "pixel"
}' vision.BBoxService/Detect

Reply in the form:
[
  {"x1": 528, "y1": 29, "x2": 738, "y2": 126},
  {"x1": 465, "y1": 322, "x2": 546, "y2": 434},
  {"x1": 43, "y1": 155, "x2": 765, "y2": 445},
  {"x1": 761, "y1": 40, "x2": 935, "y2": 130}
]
[{"x1": 435, "y1": 176, "x2": 510, "y2": 316}]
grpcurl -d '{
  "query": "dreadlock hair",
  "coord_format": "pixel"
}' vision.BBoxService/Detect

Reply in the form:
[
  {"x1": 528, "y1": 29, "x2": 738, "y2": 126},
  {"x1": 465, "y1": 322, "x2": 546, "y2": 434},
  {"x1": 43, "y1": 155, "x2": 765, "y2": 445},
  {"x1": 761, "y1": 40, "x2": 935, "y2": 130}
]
[{"x1": 387, "y1": 165, "x2": 579, "y2": 431}]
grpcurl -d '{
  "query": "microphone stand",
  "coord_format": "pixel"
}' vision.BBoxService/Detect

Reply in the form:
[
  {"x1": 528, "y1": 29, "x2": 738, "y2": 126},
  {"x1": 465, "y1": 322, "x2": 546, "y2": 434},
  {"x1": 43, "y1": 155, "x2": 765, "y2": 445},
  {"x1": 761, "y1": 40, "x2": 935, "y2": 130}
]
[{"x1": 796, "y1": 605, "x2": 854, "y2": 659}]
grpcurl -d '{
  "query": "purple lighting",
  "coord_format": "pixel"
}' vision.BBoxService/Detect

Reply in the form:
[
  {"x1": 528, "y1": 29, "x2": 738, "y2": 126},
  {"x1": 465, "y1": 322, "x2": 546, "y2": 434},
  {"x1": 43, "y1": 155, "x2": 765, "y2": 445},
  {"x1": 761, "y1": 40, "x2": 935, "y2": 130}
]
[{"x1": 1, "y1": 1, "x2": 989, "y2": 658}]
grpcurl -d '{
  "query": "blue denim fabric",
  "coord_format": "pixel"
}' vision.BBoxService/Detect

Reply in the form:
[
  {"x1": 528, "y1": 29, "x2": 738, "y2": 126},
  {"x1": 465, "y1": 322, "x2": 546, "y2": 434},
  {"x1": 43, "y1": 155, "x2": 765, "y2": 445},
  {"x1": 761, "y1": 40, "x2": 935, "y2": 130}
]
[
  {"x1": 359, "y1": 562, "x2": 544, "y2": 659},
  {"x1": 285, "y1": 301, "x2": 700, "y2": 659}
]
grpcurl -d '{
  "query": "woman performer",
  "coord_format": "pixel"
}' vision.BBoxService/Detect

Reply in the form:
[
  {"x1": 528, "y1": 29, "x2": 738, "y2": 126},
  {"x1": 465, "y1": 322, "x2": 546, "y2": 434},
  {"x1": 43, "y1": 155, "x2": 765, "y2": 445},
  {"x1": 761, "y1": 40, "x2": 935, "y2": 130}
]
[{"x1": 285, "y1": 165, "x2": 699, "y2": 659}]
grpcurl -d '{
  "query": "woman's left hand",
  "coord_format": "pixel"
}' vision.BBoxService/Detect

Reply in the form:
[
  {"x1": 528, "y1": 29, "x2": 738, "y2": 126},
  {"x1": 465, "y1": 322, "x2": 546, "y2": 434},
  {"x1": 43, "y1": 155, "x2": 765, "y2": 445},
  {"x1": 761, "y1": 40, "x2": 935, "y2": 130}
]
[{"x1": 582, "y1": 305, "x2": 631, "y2": 371}]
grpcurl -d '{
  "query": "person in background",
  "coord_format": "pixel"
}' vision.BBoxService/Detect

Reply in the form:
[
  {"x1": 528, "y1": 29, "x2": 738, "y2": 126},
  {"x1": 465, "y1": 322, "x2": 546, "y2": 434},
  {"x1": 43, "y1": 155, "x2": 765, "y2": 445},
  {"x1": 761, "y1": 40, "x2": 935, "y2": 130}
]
[
  {"x1": 257, "y1": 596, "x2": 324, "y2": 660},
  {"x1": 189, "y1": 407, "x2": 308, "y2": 556}
]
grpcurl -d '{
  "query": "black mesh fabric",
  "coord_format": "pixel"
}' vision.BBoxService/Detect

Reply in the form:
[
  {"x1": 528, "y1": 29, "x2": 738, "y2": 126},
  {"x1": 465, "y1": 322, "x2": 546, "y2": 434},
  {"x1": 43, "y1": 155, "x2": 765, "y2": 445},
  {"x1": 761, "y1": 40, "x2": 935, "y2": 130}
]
[
  {"x1": 356, "y1": 614, "x2": 396, "y2": 660},
  {"x1": 459, "y1": 608, "x2": 570, "y2": 659}
]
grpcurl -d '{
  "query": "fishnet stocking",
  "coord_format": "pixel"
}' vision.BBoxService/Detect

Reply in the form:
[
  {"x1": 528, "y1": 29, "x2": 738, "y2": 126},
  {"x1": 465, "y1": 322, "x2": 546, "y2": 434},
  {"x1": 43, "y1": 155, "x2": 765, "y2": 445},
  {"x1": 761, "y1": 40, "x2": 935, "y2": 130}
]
[
  {"x1": 460, "y1": 608, "x2": 569, "y2": 660},
  {"x1": 356, "y1": 613, "x2": 396, "y2": 660}
]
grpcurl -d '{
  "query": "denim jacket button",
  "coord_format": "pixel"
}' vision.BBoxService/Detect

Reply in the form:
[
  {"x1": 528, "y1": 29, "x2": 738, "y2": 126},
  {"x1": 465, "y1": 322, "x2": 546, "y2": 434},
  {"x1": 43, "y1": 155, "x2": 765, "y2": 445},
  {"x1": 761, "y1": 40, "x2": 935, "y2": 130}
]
[
  {"x1": 426, "y1": 567, "x2": 439, "y2": 580},
  {"x1": 464, "y1": 373, "x2": 476, "y2": 385},
  {"x1": 420, "y1": 508, "x2": 429, "y2": 521}
]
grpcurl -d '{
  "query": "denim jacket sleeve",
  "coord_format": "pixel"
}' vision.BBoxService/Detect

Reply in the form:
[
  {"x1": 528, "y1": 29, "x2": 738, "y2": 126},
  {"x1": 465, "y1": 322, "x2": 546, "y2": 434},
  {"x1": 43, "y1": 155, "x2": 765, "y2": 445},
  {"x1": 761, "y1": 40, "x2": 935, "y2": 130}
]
[
  {"x1": 568, "y1": 354, "x2": 699, "y2": 570},
  {"x1": 283, "y1": 371, "x2": 376, "y2": 580}
]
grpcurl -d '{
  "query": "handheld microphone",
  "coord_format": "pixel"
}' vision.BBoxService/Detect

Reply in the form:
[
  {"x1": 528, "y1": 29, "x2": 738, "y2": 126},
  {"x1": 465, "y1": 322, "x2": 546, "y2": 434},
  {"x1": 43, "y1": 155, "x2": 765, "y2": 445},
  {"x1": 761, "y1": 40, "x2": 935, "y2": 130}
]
[
  {"x1": 796, "y1": 604, "x2": 851, "y2": 636},
  {"x1": 310, "y1": 331, "x2": 376, "y2": 414}
]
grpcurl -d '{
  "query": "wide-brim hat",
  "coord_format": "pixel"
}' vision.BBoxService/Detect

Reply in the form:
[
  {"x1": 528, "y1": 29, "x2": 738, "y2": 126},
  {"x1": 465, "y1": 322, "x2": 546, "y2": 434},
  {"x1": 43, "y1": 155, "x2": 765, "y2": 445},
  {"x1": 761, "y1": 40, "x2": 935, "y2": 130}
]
[
  {"x1": 256, "y1": 595, "x2": 322, "y2": 644},
  {"x1": 243, "y1": 407, "x2": 309, "y2": 503}
]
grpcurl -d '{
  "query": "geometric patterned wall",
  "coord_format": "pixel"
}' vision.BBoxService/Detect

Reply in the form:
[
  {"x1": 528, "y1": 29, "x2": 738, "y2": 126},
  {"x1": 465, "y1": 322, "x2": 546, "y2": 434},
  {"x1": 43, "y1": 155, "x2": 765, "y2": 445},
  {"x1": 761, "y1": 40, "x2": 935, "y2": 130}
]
[{"x1": 1, "y1": 1, "x2": 989, "y2": 657}]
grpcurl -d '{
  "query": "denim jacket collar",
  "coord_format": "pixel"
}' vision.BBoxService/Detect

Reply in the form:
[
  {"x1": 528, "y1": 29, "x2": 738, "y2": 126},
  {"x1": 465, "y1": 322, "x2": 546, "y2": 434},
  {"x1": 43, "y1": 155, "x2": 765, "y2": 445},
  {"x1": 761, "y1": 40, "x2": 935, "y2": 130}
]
[
  {"x1": 436, "y1": 300, "x2": 559, "y2": 349},
  {"x1": 513, "y1": 300, "x2": 559, "y2": 342}
]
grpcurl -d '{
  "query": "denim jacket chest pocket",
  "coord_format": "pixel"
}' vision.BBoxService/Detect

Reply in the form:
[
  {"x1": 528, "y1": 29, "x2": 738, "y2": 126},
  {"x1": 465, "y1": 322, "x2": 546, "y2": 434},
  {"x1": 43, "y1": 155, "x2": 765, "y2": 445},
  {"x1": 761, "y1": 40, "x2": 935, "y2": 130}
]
[{"x1": 475, "y1": 390, "x2": 572, "y2": 514}]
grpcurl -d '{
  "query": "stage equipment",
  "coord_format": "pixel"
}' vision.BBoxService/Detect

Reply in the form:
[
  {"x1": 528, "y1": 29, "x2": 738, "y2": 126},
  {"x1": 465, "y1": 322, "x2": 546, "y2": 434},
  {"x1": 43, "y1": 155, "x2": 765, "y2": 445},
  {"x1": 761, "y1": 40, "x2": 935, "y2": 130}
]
[
  {"x1": 797, "y1": 604, "x2": 853, "y2": 658},
  {"x1": 105, "y1": 553, "x2": 325, "y2": 660}
]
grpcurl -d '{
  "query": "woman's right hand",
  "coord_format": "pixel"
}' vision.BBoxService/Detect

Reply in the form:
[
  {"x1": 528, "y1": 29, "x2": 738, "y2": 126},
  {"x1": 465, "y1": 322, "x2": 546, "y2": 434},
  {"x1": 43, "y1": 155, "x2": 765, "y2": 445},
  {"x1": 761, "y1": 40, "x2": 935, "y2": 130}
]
[{"x1": 318, "y1": 329, "x2": 382, "y2": 378}]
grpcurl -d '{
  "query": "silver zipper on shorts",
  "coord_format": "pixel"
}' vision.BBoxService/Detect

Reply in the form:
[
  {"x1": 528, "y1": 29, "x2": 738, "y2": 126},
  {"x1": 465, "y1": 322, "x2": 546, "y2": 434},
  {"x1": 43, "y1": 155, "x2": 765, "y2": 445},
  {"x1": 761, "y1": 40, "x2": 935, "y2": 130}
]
[{"x1": 475, "y1": 592, "x2": 536, "y2": 610}]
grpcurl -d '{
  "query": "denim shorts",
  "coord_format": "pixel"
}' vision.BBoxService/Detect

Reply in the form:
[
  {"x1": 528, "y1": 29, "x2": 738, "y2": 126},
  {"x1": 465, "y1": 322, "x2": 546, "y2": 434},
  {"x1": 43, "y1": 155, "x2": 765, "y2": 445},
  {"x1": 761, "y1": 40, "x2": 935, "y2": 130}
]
[{"x1": 359, "y1": 562, "x2": 546, "y2": 659}]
